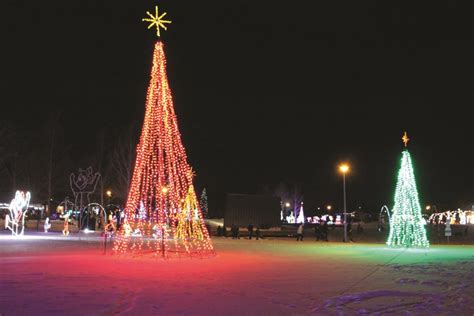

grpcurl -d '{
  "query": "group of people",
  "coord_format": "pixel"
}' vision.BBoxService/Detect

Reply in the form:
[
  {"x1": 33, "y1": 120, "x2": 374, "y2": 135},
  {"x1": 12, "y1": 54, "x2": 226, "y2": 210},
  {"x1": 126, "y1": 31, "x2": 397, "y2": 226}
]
[
  {"x1": 246, "y1": 224, "x2": 263, "y2": 240},
  {"x1": 296, "y1": 222, "x2": 330, "y2": 241},
  {"x1": 297, "y1": 221, "x2": 361, "y2": 242},
  {"x1": 218, "y1": 221, "x2": 362, "y2": 242},
  {"x1": 216, "y1": 224, "x2": 263, "y2": 240}
]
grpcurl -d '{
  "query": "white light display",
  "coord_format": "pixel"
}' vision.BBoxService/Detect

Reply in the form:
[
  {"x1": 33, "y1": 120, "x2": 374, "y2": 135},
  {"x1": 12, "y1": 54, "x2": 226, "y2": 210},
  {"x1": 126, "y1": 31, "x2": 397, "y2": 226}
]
[
  {"x1": 286, "y1": 211, "x2": 295, "y2": 224},
  {"x1": 69, "y1": 167, "x2": 101, "y2": 210},
  {"x1": 44, "y1": 217, "x2": 51, "y2": 233},
  {"x1": 62, "y1": 211, "x2": 71, "y2": 236},
  {"x1": 428, "y1": 209, "x2": 474, "y2": 225},
  {"x1": 296, "y1": 202, "x2": 305, "y2": 224},
  {"x1": 5, "y1": 191, "x2": 31, "y2": 236}
]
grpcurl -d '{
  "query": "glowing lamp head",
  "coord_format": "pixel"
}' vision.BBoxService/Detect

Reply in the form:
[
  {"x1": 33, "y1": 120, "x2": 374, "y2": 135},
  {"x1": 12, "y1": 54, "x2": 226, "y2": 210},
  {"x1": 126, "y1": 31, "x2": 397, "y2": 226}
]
[
  {"x1": 285, "y1": 202, "x2": 290, "y2": 208},
  {"x1": 425, "y1": 205, "x2": 431, "y2": 211},
  {"x1": 327, "y1": 205, "x2": 332, "y2": 211},
  {"x1": 339, "y1": 164, "x2": 350, "y2": 174},
  {"x1": 106, "y1": 190, "x2": 112, "y2": 198}
]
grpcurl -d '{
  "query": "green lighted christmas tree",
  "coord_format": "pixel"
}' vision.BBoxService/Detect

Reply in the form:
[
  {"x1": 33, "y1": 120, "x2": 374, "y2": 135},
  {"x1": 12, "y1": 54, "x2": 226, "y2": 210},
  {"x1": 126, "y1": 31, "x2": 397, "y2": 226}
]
[
  {"x1": 200, "y1": 188, "x2": 208, "y2": 219},
  {"x1": 386, "y1": 132, "x2": 429, "y2": 247}
]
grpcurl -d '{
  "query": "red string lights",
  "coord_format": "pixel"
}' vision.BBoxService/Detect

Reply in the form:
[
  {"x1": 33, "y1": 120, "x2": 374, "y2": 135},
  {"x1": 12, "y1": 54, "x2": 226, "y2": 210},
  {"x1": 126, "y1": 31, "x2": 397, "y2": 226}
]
[{"x1": 113, "y1": 41, "x2": 214, "y2": 258}]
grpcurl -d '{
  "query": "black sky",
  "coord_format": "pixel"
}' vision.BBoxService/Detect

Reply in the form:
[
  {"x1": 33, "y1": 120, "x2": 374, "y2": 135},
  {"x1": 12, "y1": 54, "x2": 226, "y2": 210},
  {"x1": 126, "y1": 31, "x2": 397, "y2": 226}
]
[{"x1": 2, "y1": 1, "x2": 472, "y2": 213}]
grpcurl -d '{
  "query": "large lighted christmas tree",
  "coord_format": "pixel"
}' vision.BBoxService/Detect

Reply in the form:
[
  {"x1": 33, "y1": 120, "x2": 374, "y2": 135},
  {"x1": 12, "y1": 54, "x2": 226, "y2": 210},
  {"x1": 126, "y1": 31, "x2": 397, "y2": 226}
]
[
  {"x1": 114, "y1": 5, "x2": 214, "y2": 257},
  {"x1": 386, "y1": 132, "x2": 429, "y2": 248}
]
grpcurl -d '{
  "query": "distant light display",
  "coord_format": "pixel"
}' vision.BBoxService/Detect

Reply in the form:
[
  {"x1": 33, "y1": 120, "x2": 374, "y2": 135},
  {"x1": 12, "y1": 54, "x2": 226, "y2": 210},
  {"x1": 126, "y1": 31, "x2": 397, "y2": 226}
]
[
  {"x1": 69, "y1": 167, "x2": 101, "y2": 210},
  {"x1": 296, "y1": 202, "x2": 305, "y2": 224},
  {"x1": 44, "y1": 217, "x2": 51, "y2": 233},
  {"x1": 286, "y1": 211, "x2": 295, "y2": 224},
  {"x1": 62, "y1": 211, "x2": 71, "y2": 236},
  {"x1": 5, "y1": 191, "x2": 31, "y2": 236},
  {"x1": 200, "y1": 188, "x2": 208, "y2": 219},
  {"x1": 321, "y1": 215, "x2": 334, "y2": 225},
  {"x1": 428, "y1": 209, "x2": 474, "y2": 225}
]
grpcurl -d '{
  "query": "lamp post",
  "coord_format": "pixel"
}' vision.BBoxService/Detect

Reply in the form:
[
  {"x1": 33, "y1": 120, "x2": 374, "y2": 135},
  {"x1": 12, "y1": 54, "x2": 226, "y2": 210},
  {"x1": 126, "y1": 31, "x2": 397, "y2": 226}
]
[
  {"x1": 339, "y1": 163, "x2": 350, "y2": 242},
  {"x1": 425, "y1": 205, "x2": 438, "y2": 213},
  {"x1": 285, "y1": 202, "x2": 290, "y2": 214},
  {"x1": 161, "y1": 185, "x2": 169, "y2": 257},
  {"x1": 106, "y1": 190, "x2": 112, "y2": 205},
  {"x1": 284, "y1": 202, "x2": 290, "y2": 222}
]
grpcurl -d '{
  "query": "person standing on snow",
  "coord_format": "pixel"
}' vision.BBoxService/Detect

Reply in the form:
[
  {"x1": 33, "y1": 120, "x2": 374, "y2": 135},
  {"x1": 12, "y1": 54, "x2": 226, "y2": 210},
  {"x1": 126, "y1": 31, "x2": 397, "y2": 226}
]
[
  {"x1": 247, "y1": 223, "x2": 254, "y2": 239},
  {"x1": 321, "y1": 221, "x2": 329, "y2": 241},
  {"x1": 296, "y1": 223, "x2": 304, "y2": 241}
]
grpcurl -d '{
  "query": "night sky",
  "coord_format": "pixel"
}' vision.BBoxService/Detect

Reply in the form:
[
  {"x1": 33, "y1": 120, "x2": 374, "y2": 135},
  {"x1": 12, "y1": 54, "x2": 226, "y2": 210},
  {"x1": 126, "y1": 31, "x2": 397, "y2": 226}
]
[{"x1": 2, "y1": 1, "x2": 472, "y2": 214}]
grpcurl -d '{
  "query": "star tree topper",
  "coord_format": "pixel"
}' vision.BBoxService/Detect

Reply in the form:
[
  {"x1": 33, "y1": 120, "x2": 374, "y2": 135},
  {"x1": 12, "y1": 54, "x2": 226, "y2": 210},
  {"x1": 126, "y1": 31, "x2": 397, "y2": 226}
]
[
  {"x1": 402, "y1": 131, "x2": 410, "y2": 147},
  {"x1": 142, "y1": 5, "x2": 172, "y2": 37},
  {"x1": 189, "y1": 167, "x2": 197, "y2": 180}
]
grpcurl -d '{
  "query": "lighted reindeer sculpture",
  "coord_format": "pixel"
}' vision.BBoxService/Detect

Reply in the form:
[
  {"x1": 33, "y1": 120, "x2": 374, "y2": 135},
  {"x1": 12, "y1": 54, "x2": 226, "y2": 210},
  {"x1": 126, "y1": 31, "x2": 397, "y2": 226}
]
[{"x1": 4, "y1": 191, "x2": 31, "y2": 236}]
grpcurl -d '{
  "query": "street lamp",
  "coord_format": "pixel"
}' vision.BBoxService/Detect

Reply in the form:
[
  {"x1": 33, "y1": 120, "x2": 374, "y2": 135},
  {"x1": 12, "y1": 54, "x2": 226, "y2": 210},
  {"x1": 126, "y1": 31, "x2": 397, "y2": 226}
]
[
  {"x1": 326, "y1": 205, "x2": 332, "y2": 211},
  {"x1": 339, "y1": 163, "x2": 350, "y2": 242},
  {"x1": 106, "y1": 190, "x2": 112, "y2": 204},
  {"x1": 425, "y1": 204, "x2": 438, "y2": 214}
]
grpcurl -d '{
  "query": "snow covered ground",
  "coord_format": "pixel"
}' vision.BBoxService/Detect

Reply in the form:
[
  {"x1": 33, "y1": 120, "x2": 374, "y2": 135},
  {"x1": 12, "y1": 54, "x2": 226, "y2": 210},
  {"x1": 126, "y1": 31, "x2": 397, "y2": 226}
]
[{"x1": 1, "y1": 232, "x2": 473, "y2": 315}]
